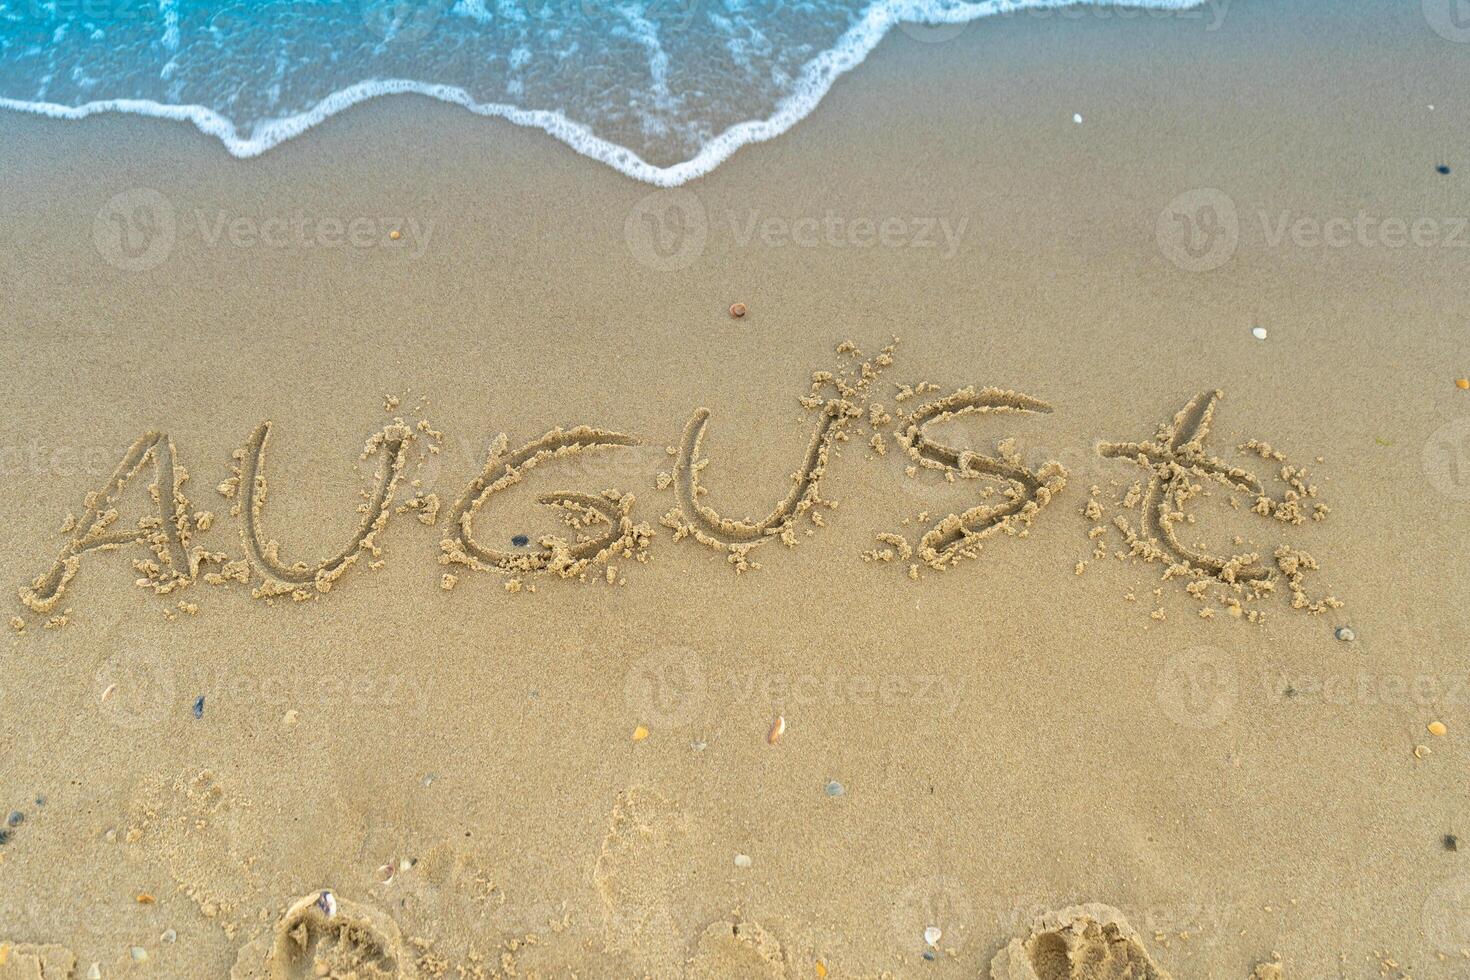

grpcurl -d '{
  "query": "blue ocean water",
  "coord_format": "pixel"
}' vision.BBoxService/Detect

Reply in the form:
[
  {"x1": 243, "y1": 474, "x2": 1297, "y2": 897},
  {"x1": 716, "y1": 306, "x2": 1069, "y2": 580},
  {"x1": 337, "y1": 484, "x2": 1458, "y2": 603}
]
[{"x1": 0, "y1": 0, "x2": 1206, "y2": 183}]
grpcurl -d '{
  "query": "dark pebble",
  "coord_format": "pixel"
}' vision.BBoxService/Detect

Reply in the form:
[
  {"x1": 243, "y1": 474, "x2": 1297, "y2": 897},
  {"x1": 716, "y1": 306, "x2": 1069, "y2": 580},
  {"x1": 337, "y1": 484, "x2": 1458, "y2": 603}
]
[
  {"x1": 511, "y1": 534, "x2": 530, "y2": 547},
  {"x1": 1446, "y1": 834, "x2": 1459, "y2": 852},
  {"x1": 922, "y1": 950, "x2": 935, "y2": 961},
  {"x1": 192, "y1": 695, "x2": 205, "y2": 719},
  {"x1": 6, "y1": 811, "x2": 21, "y2": 827},
  {"x1": 1437, "y1": 165, "x2": 1452, "y2": 175},
  {"x1": 0, "y1": 829, "x2": 10, "y2": 846}
]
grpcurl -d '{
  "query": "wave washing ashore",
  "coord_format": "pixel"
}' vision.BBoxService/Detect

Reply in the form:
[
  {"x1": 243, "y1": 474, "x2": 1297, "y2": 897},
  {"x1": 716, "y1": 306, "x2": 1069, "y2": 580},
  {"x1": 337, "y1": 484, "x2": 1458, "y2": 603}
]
[{"x1": 0, "y1": 0, "x2": 1211, "y2": 184}]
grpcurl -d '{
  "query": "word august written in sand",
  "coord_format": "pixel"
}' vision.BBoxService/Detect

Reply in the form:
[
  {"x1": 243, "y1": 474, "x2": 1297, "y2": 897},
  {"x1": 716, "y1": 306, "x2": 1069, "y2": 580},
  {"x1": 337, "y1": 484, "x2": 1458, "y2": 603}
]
[{"x1": 13, "y1": 340, "x2": 1339, "y2": 629}]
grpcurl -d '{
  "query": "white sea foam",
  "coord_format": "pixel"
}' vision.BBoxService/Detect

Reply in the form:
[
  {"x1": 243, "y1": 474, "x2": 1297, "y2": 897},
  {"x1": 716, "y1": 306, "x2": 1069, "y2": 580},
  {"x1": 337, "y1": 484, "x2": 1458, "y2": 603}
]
[{"x1": 0, "y1": 0, "x2": 1209, "y2": 186}]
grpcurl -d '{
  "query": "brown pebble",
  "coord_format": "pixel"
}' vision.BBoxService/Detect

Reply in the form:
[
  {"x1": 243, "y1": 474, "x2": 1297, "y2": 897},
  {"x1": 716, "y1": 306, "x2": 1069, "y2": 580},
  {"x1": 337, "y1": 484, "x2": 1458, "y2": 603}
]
[
  {"x1": 729, "y1": 303, "x2": 747, "y2": 318},
  {"x1": 136, "y1": 893, "x2": 156, "y2": 905}
]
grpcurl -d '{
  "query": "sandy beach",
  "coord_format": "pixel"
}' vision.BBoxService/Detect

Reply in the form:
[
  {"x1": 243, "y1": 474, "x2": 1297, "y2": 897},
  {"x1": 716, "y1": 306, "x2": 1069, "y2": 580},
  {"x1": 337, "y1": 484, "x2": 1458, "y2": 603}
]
[{"x1": 2, "y1": 0, "x2": 1469, "y2": 976}]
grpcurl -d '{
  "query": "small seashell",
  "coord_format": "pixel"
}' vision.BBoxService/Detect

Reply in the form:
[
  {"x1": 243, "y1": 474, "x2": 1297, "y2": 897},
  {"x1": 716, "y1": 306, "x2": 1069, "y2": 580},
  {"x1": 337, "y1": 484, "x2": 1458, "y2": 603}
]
[
  {"x1": 136, "y1": 893, "x2": 155, "y2": 905},
  {"x1": 100, "y1": 684, "x2": 116, "y2": 703},
  {"x1": 315, "y1": 890, "x2": 337, "y2": 918},
  {"x1": 632, "y1": 725, "x2": 649, "y2": 741},
  {"x1": 1414, "y1": 744, "x2": 1431, "y2": 759},
  {"x1": 825, "y1": 780, "x2": 845, "y2": 797},
  {"x1": 1335, "y1": 626, "x2": 1355, "y2": 642},
  {"x1": 733, "y1": 853, "x2": 752, "y2": 869},
  {"x1": 1428, "y1": 721, "x2": 1447, "y2": 737},
  {"x1": 729, "y1": 302, "x2": 747, "y2": 319},
  {"x1": 1251, "y1": 326, "x2": 1268, "y2": 340},
  {"x1": 377, "y1": 863, "x2": 396, "y2": 884},
  {"x1": 767, "y1": 716, "x2": 785, "y2": 744},
  {"x1": 130, "y1": 947, "x2": 147, "y2": 963},
  {"x1": 160, "y1": 930, "x2": 177, "y2": 943},
  {"x1": 87, "y1": 965, "x2": 101, "y2": 980},
  {"x1": 923, "y1": 925, "x2": 942, "y2": 947}
]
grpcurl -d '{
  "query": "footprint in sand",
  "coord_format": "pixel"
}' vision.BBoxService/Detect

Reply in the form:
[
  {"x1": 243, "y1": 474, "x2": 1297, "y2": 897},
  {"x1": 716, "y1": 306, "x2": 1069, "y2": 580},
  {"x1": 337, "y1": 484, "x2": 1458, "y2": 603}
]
[
  {"x1": 0, "y1": 943, "x2": 78, "y2": 980},
  {"x1": 688, "y1": 919, "x2": 786, "y2": 979},
  {"x1": 989, "y1": 903, "x2": 1170, "y2": 980},
  {"x1": 229, "y1": 891, "x2": 415, "y2": 980},
  {"x1": 592, "y1": 787, "x2": 691, "y2": 975}
]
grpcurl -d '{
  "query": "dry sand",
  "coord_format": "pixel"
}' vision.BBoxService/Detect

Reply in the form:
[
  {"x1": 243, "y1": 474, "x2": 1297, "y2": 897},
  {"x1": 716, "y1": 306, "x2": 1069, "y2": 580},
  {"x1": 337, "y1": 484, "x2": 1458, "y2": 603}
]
[{"x1": 2, "y1": 0, "x2": 1469, "y2": 976}]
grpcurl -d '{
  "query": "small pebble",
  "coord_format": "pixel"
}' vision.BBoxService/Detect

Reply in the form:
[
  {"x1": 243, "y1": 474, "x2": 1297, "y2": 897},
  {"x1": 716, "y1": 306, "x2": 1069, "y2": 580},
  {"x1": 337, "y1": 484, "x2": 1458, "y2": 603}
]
[
  {"x1": 280, "y1": 709, "x2": 299, "y2": 729},
  {"x1": 1457, "y1": 378, "x2": 1469, "y2": 390},
  {"x1": 825, "y1": 780, "x2": 845, "y2": 797},
  {"x1": 136, "y1": 893, "x2": 155, "y2": 905},
  {"x1": 1335, "y1": 626, "x2": 1355, "y2": 642},
  {"x1": 422, "y1": 773, "x2": 437, "y2": 787},
  {"x1": 0, "y1": 829, "x2": 11, "y2": 846},
  {"x1": 389, "y1": 229, "x2": 402, "y2": 240},
  {"x1": 1072, "y1": 113, "x2": 1083, "y2": 124},
  {"x1": 632, "y1": 725, "x2": 650, "y2": 741},
  {"x1": 511, "y1": 534, "x2": 530, "y2": 547},
  {"x1": 1428, "y1": 721, "x2": 1447, "y2": 737},
  {"x1": 734, "y1": 853, "x2": 752, "y2": 869},
  {"x1": 160, "y1": 930, "x2": 177, "y2": 943},
  {"x1": 1251, "y1": 326, "x2": 1268, "y2": 341},
  {"x1": 922, "y1": 950, "x2": 936, "y2": 961},
  {"x1": 6, "y1": 811, "x2": 22, "y2": 827},
  {"x1": 192, "y1": 695, "x2": 205, "y2": 719},
  {"x1": 130, "y1": 947, "x2": 147, "y2": 963},
  {"x1": 1437, "y1": 164, "x2": 1452, "y2": 175},
  {"x1": 87, "y1": 965, "x2": 101, "y2": 980},
  {"x1": 923, "y1": 925, "x2": 942, "y2": 946},
  {"x1": 729, "y1": 302, "x2": 747, "y2": 319},
  {"x1": 1445, "y1": 834, "x2": 1459, "y2": 851}
]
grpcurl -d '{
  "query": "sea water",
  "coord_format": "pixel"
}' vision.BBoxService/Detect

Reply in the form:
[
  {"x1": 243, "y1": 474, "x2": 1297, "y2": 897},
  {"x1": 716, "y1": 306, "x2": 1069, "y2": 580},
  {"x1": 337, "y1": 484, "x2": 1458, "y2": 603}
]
[{"x1": 0, "y1": 0, "x2": 1209, "y2": 183}]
